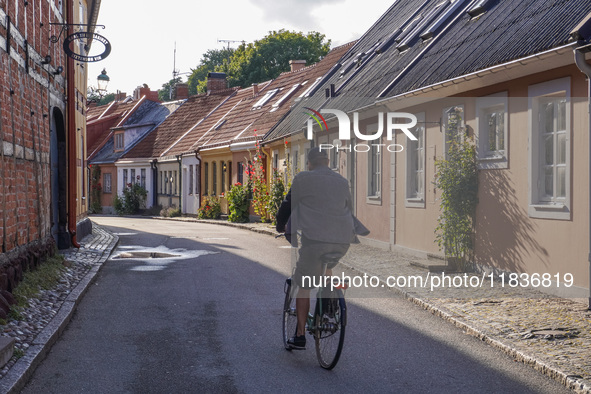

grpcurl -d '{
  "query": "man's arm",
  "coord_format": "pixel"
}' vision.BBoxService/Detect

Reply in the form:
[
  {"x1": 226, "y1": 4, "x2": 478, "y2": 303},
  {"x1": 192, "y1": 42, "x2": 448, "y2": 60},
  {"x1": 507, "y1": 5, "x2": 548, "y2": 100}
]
[{"x1": 275, "y1": 188, "x2": 291, "y2": 233}]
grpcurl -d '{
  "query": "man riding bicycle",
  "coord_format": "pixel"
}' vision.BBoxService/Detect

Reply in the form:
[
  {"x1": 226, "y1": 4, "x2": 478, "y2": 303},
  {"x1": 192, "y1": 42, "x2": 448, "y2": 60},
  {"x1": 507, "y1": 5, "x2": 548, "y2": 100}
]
[{"x1": 275, "y1": 147, "x2": 358, "y2": 350}]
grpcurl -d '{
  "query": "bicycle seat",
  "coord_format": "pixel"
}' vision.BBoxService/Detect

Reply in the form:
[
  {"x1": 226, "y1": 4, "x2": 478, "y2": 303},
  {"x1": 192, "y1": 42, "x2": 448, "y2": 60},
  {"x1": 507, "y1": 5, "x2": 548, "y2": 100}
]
[{"x1": 321, "y1": 253, "x2": 342, "y2": 263}]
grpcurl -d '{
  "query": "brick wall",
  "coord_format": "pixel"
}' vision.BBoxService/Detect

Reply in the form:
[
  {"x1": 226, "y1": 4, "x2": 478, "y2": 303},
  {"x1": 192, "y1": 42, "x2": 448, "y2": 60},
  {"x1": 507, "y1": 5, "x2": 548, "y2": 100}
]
[{"x1": 0, "y1": 1, "x2": 70, "y2": 292}]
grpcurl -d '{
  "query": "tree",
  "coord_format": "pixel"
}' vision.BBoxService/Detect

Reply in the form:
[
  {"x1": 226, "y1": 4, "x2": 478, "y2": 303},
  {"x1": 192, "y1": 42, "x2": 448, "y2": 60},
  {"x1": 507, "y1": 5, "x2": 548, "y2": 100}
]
[
  {"x1": 87, "y1": 86, "x2": 115, "y2": 107},
  {"x1": 226, "y1": 30, "x2": 331, "y2": 88},
  {"x1": 187, "y1": 48, "x2": 235, "y2": 95},
  {"x1": 158, "y1": 77, "x2": 183, "y2": 101}
]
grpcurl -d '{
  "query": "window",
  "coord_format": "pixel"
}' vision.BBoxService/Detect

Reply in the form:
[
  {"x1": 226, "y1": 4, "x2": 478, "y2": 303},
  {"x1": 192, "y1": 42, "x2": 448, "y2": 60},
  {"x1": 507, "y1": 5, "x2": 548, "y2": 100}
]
[
  {"x1": 528, "y1": 78, "x2": 571, "y2": 220},
  {"x1": 237, "y1": 162, "x2": 244, "y2": 185},
  {"x1": 103, "y1": 173, "x2": 112, "y2": 193},
  {"x1": 159, "y1": 171, "x2": 163, "y2": 194},
  {"x1": 115, "y1": 133, "x2": 124, "y2": 151},
  {"x1": 174, "y1": 171, "x2": 177, "y2": 195},
  {"x1": 141, "y1": 168, "x2": 146, "y2": 188},
  {"x1": 406, "y1": 112, "x2": 425, "y2": 207},
  {"x1": 131, "y1": 169, "x2": 136, "y2": 184},
  {"x1": 221, "y1": 161, "x2": 226, "y2": 194},
  {"x1": 476, "y1": 92, "x2": 508, "y2": 169},
  {"x1": 122, "y1": 169, "x2": 128, "y2": 188},
  {"x1": 252, "y1": 89, "x2": 279, "y2": 109},
  {"x1": 368, "y1": 140, "x2": 381, "y2": 201},
  {"x1": 189, "y1": 165, "x2": 194, "y2": 195},
  {"x1": 228, "y1": 162, "x2": 232, "y2": 189},
  {"x1": 212, "y1": 162, "x2": 217, "y2": 196},
  {"x1": 273, "y1": 150, "x2": 279, "y2": 170},
  {"x1": 293, "y1": 150, "x2": 299, "y2": 175},
  {"x1": 204, "y1": 163, "x2": 209, "y2": 195},
  {"x1": 443, "y1": 105, "x2": 464, "y2": 159}
]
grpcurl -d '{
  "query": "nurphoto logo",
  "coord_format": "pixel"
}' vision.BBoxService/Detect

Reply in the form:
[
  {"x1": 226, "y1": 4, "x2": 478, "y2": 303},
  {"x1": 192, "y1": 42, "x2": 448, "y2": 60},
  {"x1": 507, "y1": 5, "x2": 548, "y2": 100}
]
[{"x1": 304, "y1": 108, "x2": 418, "y2": 153}]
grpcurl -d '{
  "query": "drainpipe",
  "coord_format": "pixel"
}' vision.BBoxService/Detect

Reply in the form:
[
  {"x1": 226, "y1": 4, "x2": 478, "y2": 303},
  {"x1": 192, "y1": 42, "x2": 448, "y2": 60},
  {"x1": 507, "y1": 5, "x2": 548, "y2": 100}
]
[
  {"x1": 574, "y1": 44, "x2": 591, "y2": 310},
  {"x1": 177, "y1": 155, "x2": 182, "y2": 213},
  {"x1": 66, "y1": 0, "x2": 80, "y2": 248}
]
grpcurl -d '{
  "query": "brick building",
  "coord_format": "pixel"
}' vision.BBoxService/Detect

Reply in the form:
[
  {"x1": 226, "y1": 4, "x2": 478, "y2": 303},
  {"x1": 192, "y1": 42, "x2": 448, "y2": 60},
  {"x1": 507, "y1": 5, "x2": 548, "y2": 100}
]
[{"x1": 0, "y1": 0, "x2": 101, "y2": 295}]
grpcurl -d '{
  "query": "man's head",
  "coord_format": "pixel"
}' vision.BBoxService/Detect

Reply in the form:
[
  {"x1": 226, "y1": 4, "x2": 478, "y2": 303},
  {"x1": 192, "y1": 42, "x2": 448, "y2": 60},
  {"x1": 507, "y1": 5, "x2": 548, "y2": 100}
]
[{"x1": 307, "y1": 147, "x2": 329, "y2": 170}]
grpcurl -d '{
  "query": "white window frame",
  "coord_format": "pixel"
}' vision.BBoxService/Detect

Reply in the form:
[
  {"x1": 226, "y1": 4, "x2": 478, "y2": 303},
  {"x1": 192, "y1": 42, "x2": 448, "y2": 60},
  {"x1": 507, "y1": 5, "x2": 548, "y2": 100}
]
[
  {"x1": 103, "y1": 173, "x2": 112, "y2": 193},
  {"x1": 367, "y1": 123, "x2": 382, "y2": 204},
  {"x1": 476, "y1": 92, "x2": 508, "y2": 169},
  {"x1": 405, "y1": 112, "x2": 425, "y2": 208},
  {"x1": 528, "y1": 77, "x2": 571, "y2": 220},
  {"x1": 188, "y1": 165, "x2": 194, "y2": 195},
  {"x1": 115, "y1": 132, "x2": 124, "y2": 151}
]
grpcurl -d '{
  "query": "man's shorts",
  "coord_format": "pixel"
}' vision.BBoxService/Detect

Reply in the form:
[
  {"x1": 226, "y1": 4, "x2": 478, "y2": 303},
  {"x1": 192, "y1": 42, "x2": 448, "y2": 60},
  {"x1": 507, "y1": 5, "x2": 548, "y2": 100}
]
[{"x1": 293, "y1": 237, "x2": 350, "y2": 290}]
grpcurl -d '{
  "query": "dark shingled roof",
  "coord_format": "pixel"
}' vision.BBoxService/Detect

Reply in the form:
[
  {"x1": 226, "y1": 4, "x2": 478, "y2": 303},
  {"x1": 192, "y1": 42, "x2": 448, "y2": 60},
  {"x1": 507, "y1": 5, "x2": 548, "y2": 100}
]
[
  {"x1": 264, "y1": 0, "x2": 591, "y2": 142},
  {"x1": 89, "y1": 100, "x2": 181, "y2": 164}
]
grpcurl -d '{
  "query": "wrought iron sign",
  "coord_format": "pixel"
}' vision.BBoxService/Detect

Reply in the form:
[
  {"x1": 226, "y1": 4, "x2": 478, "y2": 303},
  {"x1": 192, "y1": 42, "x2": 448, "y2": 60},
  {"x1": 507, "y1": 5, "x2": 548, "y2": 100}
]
[{"x1": 49, "y1": 23, "x2": 111, "y2": 62}]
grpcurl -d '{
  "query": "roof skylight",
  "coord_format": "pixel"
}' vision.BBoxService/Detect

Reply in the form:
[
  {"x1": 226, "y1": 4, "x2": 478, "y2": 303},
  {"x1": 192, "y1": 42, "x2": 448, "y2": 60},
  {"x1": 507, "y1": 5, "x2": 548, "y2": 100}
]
[
  {"x1": 420, "y1": 0, "x2": 468, "y2": 41},
  {"x1": 252, "y1": 89, "x2": 279, "y2": 109}
]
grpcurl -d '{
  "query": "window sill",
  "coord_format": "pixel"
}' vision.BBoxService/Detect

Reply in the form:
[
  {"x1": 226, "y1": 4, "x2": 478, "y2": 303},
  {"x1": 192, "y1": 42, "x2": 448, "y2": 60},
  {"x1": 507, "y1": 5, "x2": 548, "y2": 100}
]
[
  {"x1": 478, "y1": 155, "x2": 508, "y2": 170},
  {"x1": 528, "y1": 203, "x2": 570, "y2": 220},
  {"x1": 405, "y1": 198, "x2": 425, "y2": 208},
  {"x1": 366, "y1": 195, "x2": 382, "y2": 205}
]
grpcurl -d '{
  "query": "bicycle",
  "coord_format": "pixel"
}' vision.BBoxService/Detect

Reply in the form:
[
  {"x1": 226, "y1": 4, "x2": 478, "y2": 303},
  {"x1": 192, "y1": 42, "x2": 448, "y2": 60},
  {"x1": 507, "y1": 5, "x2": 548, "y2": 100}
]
[{"x1": 282, "y1": 253, "x2": 348, "y2": 370}]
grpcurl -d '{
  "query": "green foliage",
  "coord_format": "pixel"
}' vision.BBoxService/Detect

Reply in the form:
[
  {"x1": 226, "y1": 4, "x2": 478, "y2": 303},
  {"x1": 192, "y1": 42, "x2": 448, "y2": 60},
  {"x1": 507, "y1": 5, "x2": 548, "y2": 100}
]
[
  {"x1": 434, "y1": 111, "x2": 479, "y2": 271},
  {"x1": 226, "y1": 30, "x2": 330, "y2": 88},
  {"x1": 160, "y1": 206, "x2": 181, "y2": 218},
  {"x1": 248, "y1": 141, "x2": 270, "y2": 222},
  {"x1": 158, "y1": 77, "x2": 183, "y2": 101},
  {"x1": 226, "y1": 183, "x2": 250, "y2": 223},
  {"x1": 87, "y1": 87, "x2": 115, "y2": 107},
  {"x1": 11, "y1": 254, "x2": 66, "y2": 309},
  {"x1": 187, "y1": 48, "x2": 235, "y2": 95},
  {"x1": 113, "y1": 183, "x2": 147, "y2": 215},
  {"x1": 267, "y1": 170, "x2": 285, "y2": 225},
  {"x1": 88, "y1": 165, "x2": 102, "y2": 214},
  {"x1": 198, "y1": 196, "x2": 221, "y2": 219}
]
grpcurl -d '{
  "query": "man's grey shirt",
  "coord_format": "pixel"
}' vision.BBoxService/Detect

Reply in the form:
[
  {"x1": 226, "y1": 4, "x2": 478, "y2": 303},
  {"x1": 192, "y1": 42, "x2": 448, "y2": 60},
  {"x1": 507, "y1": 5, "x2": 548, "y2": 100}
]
[{"x1": 290, "y1": 166, "x2": 356, "y2": 244}]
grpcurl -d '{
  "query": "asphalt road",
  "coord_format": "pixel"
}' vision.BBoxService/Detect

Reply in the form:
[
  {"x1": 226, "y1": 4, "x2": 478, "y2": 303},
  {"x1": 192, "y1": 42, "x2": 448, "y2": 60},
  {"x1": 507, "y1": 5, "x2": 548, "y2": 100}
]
[{"x1": 21, "y1": 217, "x2": 571, "y2": 393}]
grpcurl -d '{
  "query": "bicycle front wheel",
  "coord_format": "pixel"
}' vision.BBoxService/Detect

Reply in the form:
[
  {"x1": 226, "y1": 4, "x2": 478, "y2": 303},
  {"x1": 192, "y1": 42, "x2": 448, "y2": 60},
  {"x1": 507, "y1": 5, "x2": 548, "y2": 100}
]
[
  {"x1": 282, "y1": 278, "x2": 298, "y2": 350},
  {"x1": 314, "y1": 289, "x2": 346, "y2": 369}
]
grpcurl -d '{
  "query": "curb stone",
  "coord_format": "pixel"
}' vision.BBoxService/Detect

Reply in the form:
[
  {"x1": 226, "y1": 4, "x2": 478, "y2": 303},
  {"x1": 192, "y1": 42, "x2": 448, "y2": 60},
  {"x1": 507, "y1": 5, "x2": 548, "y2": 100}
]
[{"x1": 0, "y1": 225, "x2": 118, "y2": 394}]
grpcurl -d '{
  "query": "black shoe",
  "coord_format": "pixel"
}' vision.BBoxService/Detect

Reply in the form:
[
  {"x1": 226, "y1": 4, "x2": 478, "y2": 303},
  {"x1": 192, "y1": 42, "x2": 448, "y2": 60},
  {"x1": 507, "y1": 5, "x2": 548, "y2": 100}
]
[{"x1": 287, "y1": 335, "x2": 306, "y2": 350}]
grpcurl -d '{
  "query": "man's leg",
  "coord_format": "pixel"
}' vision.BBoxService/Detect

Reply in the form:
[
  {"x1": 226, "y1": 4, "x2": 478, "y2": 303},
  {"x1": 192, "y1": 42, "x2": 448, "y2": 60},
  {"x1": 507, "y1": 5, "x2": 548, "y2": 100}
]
[{"x1": 295, "y1": 288, "x2": 310, "y2": 336}]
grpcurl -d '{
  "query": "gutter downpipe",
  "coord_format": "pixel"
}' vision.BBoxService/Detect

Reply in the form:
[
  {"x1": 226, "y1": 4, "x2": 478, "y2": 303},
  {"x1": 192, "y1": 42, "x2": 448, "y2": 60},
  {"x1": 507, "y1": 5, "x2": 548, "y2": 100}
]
[
  {"x1": 574, "y1": 44, "x2": 591, "y2": 310},
  {"x1": 195, "y1": 149, "x2": 202, "y2": 209},
  {"x1": 66, "y1": 0, "x2": 80, "y2": 248}
]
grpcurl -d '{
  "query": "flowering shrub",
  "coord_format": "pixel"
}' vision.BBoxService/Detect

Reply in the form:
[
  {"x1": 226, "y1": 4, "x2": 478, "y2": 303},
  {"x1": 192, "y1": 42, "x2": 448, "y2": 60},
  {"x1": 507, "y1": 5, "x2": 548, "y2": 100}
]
[
  {"x1": 266, "y1": 170, "x2": 285, "y2": 225},
  {"x1": 248, "y1": 140, "x2": 270, "y2": 222},
  {"x1": 88, "y1": 165, "x2": 102, "y2": 214},
  {"x1": 226, "y1": 183, "x2": 250, "y2": 223},
  {"x1": 113, "y1": 183, "x2": 147, "y2": 215},
  {"x1": 198, "y1": 196, "x2": 221, "y2": 219}
]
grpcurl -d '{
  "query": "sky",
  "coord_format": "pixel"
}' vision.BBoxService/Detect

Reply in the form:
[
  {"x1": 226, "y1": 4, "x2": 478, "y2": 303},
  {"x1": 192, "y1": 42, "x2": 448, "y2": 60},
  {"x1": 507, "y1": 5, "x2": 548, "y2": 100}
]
[{"x1": 86, "y1": 0, "x2": 395, "y2": 96}]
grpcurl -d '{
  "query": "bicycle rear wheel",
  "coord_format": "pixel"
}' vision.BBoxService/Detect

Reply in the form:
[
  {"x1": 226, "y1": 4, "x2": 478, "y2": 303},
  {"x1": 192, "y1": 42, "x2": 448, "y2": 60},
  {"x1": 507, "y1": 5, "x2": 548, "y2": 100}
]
[
  {"x1": 282, "y1": 278, "x2": 298, "y2": 350},
  {"x1": 314, "y1": 289, "x2": 346, "y2": 369}
]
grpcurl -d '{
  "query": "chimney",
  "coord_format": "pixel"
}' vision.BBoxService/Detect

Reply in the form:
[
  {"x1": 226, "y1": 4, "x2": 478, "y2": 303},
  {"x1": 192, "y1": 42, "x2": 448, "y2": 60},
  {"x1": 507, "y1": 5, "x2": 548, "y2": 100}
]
[
  {"x1": 115, "y1": 91, "x2": 127, "y2": 101},
  {"x1": 175, "y1": 83, "x2": 189, "y2": 100},
  {"x1": 289, "y1": 60, "x2": 306, "y2": 72},
  {"x1": 252, "y1": 83, "x2": 259, "y2": 96},
  {"x1": 134, "y1": 84, "x2": 152, "y2": 100},
  {"x1": 207, "y1": 72, "x2": 227, "y2": 94}
]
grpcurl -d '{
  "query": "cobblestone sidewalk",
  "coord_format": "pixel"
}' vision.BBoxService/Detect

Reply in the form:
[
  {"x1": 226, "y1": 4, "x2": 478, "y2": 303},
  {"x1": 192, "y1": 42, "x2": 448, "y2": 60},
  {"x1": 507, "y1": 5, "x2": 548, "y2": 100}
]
[{"x1": 0, "y1": 225, "x2": 118, "y2": 394}]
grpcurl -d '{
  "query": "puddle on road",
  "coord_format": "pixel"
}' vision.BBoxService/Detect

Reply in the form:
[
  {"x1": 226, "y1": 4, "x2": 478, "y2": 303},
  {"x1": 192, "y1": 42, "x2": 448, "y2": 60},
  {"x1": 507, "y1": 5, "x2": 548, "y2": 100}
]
[{"x1": 111, "y1": 245, "x2": 219, "y2": 272}]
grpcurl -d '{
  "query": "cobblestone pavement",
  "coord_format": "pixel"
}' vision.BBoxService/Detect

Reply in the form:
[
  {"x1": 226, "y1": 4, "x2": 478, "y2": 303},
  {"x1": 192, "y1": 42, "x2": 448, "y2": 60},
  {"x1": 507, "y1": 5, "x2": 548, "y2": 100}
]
[
  {"x1": 2, "y1": 216, "x2": 590, "y2": 393},
  {"x1": 0, "y1": 225, "x2": 118, "y2": 394}
]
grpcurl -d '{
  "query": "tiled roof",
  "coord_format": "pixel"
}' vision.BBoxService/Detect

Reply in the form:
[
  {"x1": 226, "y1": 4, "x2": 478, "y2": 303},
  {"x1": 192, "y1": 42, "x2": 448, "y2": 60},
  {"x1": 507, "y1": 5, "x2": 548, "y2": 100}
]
[
  {"x1": 264, "y1": 0, "x2": 591, "y2": 141},
  {"x1": 123, "y1": 91, "x2": 233, "y2": 160},
  {"x1": 192, "y1": 42, "x2": 355, "y2": 151}
]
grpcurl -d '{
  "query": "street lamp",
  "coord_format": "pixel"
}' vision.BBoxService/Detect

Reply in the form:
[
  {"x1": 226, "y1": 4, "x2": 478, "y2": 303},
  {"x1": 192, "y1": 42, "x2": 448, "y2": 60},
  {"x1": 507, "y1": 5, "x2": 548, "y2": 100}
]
[{"x1": 96, "y1": 68, "x2": 110, "y2": 98}]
